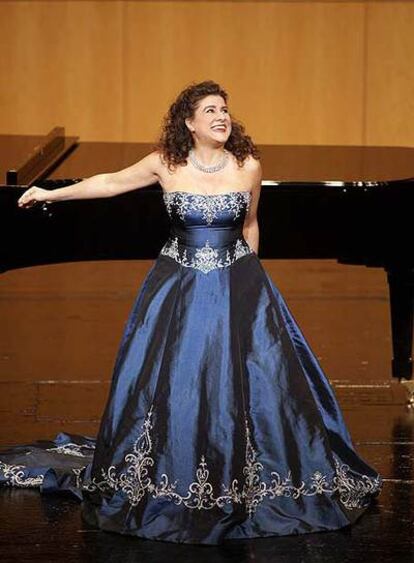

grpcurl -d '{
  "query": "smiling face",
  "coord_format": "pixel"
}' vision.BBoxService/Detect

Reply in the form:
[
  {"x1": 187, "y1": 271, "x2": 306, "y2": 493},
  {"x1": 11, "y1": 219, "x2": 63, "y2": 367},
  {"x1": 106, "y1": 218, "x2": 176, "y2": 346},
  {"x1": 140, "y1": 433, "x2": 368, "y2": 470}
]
[{"x1": 185, "y1": 94, "x2": 232, "y2": 147}]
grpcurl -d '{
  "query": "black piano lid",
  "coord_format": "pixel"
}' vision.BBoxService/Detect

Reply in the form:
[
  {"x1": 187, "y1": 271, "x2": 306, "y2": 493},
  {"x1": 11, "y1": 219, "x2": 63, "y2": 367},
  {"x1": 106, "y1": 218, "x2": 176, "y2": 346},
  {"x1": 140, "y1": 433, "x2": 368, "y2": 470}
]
[
  {"x1": 2, "y1": 134, "x2": 414, "y2": 188},
  {"x1": 1, "y1": 129, "x2": 78, "y2": 187}
]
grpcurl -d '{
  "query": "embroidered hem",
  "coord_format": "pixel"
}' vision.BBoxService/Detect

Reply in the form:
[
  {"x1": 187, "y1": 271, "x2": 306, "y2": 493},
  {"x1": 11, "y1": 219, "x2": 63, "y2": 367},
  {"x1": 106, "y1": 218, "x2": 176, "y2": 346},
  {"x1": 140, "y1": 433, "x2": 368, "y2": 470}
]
[{"x1": 0, "y1": 405, "x2": 383, "y2": 518}]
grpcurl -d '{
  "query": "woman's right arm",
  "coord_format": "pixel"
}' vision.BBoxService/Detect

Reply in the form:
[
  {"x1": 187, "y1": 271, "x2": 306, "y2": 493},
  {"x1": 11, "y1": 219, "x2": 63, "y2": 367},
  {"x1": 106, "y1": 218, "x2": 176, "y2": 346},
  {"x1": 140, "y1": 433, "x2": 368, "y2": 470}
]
[{"x1": 17, "y1": 151, "x2": 162, "y2": 208}]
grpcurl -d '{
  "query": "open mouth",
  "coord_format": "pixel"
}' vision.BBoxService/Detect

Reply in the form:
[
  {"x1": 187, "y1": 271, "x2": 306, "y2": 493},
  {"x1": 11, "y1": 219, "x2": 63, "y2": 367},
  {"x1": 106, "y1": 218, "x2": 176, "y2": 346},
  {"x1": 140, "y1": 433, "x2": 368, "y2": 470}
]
[{"x1": 212, "y1": 126, "x2": 226, "y2": 132}]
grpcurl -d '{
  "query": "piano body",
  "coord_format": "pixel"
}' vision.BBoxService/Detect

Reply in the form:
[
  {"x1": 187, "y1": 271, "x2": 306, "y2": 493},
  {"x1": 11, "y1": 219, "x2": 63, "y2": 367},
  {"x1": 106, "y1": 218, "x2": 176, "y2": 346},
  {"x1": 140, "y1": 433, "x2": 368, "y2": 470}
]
[{"x1": 1, "y1": 127, "x2": 413, "y2": 388}]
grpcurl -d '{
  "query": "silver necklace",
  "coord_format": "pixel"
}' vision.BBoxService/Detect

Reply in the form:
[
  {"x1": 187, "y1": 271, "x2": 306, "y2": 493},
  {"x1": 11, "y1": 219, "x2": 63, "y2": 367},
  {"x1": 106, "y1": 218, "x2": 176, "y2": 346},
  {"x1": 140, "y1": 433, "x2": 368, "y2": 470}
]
[{"x1": 188, "y1": 148, "x2": 229, "y2": 173}]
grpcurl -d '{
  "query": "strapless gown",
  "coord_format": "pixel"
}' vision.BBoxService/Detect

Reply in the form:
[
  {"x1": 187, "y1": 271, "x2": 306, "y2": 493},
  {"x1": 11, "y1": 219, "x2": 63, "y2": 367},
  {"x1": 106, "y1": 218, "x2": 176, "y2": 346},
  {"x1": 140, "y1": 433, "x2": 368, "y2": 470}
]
[{"x1": 0, "y1": 189, "x2": 383, "y2": 545}]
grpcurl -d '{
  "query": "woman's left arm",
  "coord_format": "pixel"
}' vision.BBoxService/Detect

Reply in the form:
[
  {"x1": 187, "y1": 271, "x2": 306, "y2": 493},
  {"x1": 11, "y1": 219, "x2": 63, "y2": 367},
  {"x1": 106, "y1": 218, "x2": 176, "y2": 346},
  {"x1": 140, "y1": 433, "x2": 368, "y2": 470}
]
[{"x1": 242, "y1": 158, "x2": 262, "y2": 254}]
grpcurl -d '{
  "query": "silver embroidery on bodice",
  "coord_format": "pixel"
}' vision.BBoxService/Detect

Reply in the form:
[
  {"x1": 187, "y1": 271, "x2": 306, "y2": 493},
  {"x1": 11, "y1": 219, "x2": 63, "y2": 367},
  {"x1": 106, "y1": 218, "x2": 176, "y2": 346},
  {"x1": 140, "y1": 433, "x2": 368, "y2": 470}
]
[
  {"x1": 160, "y1": 191, "x2": 254, "y2": 273},
  {"x1": 162, "y1": 190, "x2": 252, "y2": 225}
]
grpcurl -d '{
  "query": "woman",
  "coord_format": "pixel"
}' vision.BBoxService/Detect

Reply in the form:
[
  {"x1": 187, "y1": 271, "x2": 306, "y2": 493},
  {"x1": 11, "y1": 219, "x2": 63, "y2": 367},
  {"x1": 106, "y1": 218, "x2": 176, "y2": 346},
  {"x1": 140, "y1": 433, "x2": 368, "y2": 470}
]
[{"x1": 2, "y1": 80, "x2": 382, "y2": 545}]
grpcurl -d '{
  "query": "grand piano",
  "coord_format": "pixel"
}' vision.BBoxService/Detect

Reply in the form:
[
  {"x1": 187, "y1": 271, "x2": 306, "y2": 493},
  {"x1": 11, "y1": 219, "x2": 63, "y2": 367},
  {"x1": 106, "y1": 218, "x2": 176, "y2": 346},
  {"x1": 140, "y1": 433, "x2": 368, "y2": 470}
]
[{"x1": 1, "y1": 127, "x2": 413, "y2": 386}]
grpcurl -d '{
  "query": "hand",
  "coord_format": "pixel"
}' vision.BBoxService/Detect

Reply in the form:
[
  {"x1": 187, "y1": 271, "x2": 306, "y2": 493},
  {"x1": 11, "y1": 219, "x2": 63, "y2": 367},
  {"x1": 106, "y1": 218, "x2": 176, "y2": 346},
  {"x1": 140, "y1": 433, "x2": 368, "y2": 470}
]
[{"x1": 17, "y1": 186, "x2": 53, "y2": 209}]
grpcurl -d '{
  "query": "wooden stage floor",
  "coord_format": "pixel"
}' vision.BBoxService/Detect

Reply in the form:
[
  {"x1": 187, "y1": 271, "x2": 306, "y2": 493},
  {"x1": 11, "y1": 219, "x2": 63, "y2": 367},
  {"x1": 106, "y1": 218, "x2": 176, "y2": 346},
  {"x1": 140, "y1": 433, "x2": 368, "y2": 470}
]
[{"x1": 0, "y1": 259, "x2": 412, "y2": 562}]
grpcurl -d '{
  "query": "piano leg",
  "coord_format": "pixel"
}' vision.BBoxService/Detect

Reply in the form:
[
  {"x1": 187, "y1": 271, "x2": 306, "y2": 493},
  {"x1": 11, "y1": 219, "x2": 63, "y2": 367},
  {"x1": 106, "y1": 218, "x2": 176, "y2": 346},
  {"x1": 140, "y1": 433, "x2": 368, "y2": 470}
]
[{"x1": 386, "y1": 267, "x2": 414, "y2": 399}]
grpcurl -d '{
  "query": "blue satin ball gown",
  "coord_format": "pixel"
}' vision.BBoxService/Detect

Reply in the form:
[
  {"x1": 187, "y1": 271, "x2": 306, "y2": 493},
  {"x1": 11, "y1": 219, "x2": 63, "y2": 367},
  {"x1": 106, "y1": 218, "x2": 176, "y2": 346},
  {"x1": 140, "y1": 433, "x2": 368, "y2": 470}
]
[{"x1": 0, "y1": 189, "x2": 383, "y2": 545}]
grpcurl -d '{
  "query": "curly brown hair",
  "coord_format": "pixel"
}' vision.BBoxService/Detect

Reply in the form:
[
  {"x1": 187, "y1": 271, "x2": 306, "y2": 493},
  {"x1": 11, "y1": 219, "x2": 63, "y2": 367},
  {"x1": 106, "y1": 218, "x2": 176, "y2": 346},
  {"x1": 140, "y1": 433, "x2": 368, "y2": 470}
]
[{"x1": 153, "y1": 80, "x2": 260, "y2": 172}]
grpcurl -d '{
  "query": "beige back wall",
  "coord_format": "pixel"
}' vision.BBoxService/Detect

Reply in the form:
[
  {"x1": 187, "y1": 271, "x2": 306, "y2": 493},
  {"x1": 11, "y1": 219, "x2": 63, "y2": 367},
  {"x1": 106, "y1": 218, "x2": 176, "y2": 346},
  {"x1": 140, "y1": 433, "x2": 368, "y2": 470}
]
[{"x1": 1, "y1": 0, "x2": 413, "y2": 148}]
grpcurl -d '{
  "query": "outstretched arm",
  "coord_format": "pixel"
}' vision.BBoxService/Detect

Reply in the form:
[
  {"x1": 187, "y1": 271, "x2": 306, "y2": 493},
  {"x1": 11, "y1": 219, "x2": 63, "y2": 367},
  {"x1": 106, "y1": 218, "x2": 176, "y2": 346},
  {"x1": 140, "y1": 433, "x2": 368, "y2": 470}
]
[{"x1": 18, "y1": 151, "x2": 162, "y2": 208}]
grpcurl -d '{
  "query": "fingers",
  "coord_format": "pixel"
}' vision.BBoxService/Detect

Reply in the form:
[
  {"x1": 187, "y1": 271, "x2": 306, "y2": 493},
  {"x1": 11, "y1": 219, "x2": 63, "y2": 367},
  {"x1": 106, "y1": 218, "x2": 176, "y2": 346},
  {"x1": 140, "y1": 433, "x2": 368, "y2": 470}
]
[{"x1": 17, "y1": 187, "x2": 39, "y2": 208}]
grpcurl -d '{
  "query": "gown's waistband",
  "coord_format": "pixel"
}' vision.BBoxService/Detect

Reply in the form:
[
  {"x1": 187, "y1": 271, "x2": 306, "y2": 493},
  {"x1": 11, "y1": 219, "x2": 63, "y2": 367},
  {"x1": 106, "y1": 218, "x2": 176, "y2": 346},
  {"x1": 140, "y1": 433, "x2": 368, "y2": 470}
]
[
  {"x1": 160, "y1": 226, "x2": 253, "y2": 274},
  {"x1": 169, "y1": 225, "x2": 243, "y2": 248}
]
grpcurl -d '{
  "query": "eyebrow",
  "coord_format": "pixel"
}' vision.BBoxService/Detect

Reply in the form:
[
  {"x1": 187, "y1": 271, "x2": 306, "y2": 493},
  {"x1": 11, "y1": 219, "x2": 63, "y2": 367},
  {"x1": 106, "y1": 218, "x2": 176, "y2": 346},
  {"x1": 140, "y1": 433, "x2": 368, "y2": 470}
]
[{"x1": 203, "y1": 104, "x2": 228, "y2": 110}]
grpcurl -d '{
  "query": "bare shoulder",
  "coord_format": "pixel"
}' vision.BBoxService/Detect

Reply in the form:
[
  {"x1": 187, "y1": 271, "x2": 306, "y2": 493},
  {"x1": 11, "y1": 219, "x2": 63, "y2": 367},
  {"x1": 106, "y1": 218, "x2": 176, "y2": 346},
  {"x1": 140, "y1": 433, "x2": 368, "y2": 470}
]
[
  {"x1": 241, "y1": 154, "x2": 262, "y2": 176},
  {"x1": 241, "y1": 155, "x2": 262, "y2": 188},
  {"x1": 243, "y1": 154, "x2": 261, "y2": 168}
]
